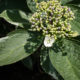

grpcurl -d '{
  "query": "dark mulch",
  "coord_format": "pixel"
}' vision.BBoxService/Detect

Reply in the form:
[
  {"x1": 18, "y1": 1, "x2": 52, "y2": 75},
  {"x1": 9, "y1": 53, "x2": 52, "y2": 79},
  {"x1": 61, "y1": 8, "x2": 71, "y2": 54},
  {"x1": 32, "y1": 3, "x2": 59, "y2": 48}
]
[{"x1": 0, "y1": 61, "x2": 55, "y2": 80}]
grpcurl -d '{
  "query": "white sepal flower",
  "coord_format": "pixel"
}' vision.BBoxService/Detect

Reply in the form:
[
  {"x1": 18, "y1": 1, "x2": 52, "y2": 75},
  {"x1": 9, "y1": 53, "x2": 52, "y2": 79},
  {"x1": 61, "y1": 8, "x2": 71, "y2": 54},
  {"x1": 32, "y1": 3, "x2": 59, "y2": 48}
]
[{"x1": 44, "y1": 35, "x2": 55, "y2": 47}]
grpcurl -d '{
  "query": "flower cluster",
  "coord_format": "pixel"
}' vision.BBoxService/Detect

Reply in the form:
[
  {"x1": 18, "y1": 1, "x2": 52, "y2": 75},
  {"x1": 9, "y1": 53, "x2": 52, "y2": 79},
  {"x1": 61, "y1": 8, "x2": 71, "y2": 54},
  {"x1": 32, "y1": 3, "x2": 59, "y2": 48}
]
[{"x1": 30, "y1": 0, "x2": 78, "y2": 47}]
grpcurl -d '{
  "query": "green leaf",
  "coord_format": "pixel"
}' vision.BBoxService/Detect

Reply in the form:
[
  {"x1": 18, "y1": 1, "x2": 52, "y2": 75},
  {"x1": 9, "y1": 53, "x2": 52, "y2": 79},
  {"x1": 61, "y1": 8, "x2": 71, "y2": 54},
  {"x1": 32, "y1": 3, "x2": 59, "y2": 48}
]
[
  {"x1": 0, "y1": 0, "x2": 30, "y2": 13},
  {"x1": 61, "y1": 0, "x2": 73, "y2": 5},
  {"x1": 49, "y1": 38, "x2": 80, "y2": 80},
  {"x1": 0, "y1": 10, "x2": 32, "y2": 27},
  {"x1": 27, "y1": 0, "x2": 36, "y2": 13},
  {"x1": 68, "y1": 5, "x2": 80, "y2": 34},
  {"x1": 0, "y1": 29, "x2": 43, "y2": 66},
  {"x1": 40, "y1": 47, "x2": 64, "y2": 80},
  {"x1": 66, "y1": 0, "x2": 80, "y2": 6}
]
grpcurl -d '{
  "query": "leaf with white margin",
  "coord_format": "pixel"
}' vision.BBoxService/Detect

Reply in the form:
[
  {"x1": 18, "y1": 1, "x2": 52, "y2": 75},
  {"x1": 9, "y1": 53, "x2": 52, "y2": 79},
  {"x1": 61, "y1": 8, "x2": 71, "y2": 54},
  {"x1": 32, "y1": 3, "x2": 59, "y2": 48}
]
[{"x1": 0, "y1": 29, "x2": 43, "y2": 66}]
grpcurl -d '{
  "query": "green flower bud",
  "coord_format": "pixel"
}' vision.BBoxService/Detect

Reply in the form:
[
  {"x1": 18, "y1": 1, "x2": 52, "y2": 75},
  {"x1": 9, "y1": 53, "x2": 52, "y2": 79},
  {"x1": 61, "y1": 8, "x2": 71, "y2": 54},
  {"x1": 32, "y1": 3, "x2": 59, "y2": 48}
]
[{"x1": 30, "y1": 0, "x2": 78, "y2": 42}]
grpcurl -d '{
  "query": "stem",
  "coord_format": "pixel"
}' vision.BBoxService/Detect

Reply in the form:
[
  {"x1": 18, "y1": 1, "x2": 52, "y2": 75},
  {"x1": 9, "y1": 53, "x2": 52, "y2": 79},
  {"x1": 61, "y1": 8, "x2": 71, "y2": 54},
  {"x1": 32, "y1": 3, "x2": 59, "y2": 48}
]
[{"x1": 31, "y1": 43, "x2": 43, "y2": 73}]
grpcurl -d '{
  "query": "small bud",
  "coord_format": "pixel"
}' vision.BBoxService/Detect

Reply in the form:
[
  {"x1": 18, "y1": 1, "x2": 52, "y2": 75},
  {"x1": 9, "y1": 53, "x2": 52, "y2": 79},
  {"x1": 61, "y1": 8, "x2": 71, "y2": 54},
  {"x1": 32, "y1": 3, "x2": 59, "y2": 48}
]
[
  {"x1": 52, "y1": 7, "x2": 55, "y2": 10},
  {"x1": 68, "y1": 8, "x2": 71, "y2": 12},
  {"x1": 31, "y1": 25, "x2": 34, "y2": 28},
  {"x1": 35, "y1": 18, "x2": 38, "y2": 21},
  {"x1": 65, "y1": 33, "x2": 68, "y2": 36},
  {"x1": 57, "y1": 27, "x2": 61, "y2": 30}
]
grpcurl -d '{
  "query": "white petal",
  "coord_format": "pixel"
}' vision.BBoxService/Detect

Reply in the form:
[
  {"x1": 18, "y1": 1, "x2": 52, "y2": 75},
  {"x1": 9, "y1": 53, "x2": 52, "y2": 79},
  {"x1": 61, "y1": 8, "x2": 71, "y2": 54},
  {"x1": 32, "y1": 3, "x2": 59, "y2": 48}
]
[{"x1": 44, "y1": 35, "x2": 55, "y2": 47}]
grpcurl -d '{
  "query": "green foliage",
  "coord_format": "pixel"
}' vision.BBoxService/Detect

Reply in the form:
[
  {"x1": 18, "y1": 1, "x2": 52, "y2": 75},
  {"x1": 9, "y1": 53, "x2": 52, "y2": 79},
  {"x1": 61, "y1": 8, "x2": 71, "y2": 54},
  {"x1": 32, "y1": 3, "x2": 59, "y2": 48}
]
[
  {"x1": 0, "y1": 10, "x2": 31, "y2": 27},
  {"x1": 61, "y1": 0, "x2": 73, "y2": 5},
  {"x1": 0, "y1": 30, "x2": 43, "y2": 66},
  {"x1": 0, "y1": 0, "x2": 30, "y2": 13},
  {"x1": 27, "y1": 0, "x2": 37, "y2": 13},
  {"x1": 40, "y1": 47, "x2": 64, "y2": 80},
  {"x1": 49, "y1": 38, "x2": 80, "y2": 80},
  {"x1": 69, "y1": 5, "x2": 80, "y2": 34},
  {"x1": 0, "y1": 0, "x2": 31, "y2": 27},
  {"x1": 0, "y1": 0, "x2": 80, "y2": 80}
]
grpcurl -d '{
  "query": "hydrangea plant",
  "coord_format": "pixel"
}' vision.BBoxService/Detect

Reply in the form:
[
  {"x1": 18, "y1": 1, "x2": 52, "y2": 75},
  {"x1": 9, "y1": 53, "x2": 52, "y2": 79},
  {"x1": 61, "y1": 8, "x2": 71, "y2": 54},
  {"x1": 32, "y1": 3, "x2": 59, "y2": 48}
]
[
  {"x1": 30, "y1": 0, "x2": 78, "y2": 47},
  {"x1": 0, "y1": 0, "x2": 80, "y2": 80}
]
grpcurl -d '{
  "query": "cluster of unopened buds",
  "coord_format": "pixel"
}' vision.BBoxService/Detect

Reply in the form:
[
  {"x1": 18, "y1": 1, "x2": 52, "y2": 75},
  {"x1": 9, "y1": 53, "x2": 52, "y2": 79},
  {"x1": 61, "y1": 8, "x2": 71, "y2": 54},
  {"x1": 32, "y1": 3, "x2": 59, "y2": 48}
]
[{"x1": 30, "y1": 0, "x2": 78, "y2": 47}]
